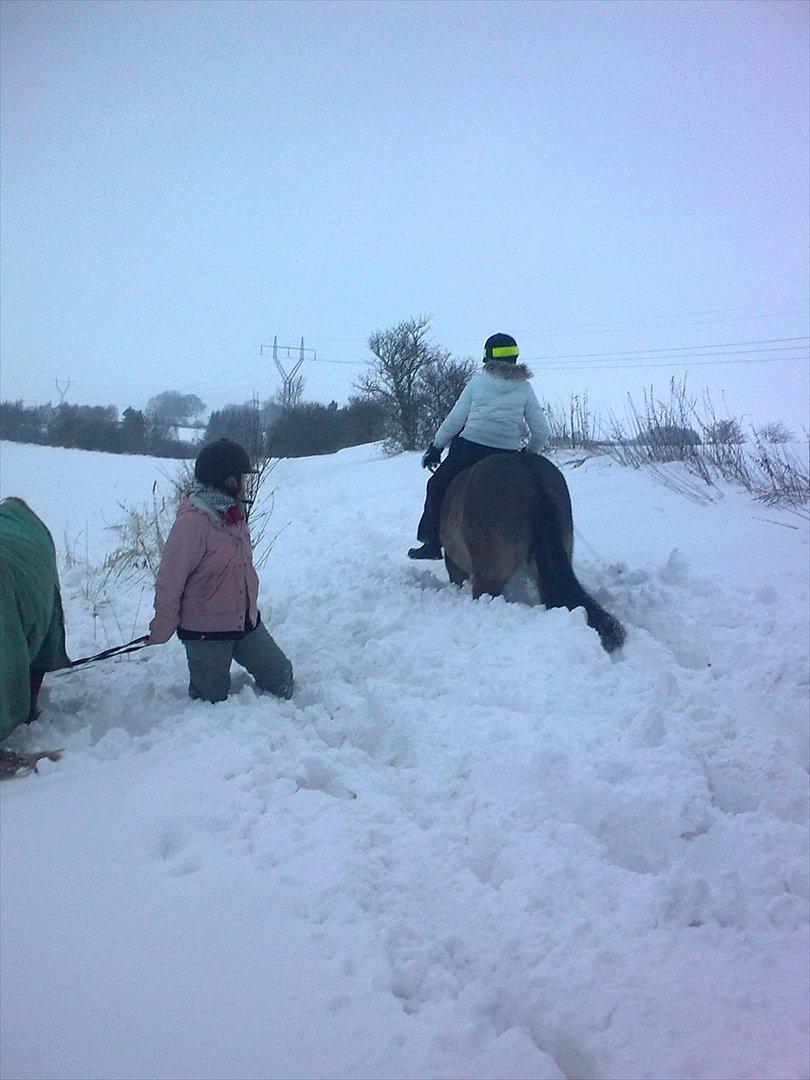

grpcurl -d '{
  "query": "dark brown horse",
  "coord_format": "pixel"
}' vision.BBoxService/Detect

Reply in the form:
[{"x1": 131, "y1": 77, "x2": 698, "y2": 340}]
[{"x1": 439, "y1": 453, "x2": 626, "y2": 652}]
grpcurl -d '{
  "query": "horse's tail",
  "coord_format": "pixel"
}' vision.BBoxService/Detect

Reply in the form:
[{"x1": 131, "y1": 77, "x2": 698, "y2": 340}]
[{"x1": 530, "y1": 486, "x2": 626, "y2": 653}]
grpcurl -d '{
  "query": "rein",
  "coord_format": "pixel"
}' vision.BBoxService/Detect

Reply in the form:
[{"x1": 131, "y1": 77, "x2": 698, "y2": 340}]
[
  {"x1": 574, "y1": 526, "x2": 610, "y2": 568},
  {"x1": 61, "y1": 636, "x2": 151, "y2": 672}
]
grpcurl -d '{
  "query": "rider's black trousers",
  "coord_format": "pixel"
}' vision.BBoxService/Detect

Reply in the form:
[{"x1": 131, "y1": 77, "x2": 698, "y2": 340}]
[{"x1": 416, "y1": 436, "x2": 519, "y2": 548}]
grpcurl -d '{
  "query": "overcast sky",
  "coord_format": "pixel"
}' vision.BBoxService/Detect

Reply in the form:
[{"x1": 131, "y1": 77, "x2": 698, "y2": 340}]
[{"x1": 1, "y1": 0, "x2": 808, "y2": 430}]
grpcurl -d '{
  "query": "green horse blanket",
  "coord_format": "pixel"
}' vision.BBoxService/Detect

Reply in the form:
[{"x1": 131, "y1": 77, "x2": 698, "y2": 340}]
[{"x1": 0, "y1": 498, "x2": 70, "y2": 741}]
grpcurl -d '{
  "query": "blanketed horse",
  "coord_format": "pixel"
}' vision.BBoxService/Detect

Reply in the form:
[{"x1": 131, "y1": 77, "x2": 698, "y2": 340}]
[
  {"x1": 439, "y1": 454, "x2": 626, "y2": 652},
  {"x1": 0, "y1": 498, "x2": 71, "y2": 748}
]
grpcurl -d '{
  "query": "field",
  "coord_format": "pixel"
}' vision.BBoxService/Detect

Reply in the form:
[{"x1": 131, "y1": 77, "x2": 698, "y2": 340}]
[{"x1": 1, "y1": 440, "x2": 808, "y2": 1080}]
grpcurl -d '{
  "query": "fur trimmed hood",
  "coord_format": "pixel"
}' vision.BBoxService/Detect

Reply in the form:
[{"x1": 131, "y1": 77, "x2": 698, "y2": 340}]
[{"x1": 483, "y1": 360, "x2": 532, "y2": 380}]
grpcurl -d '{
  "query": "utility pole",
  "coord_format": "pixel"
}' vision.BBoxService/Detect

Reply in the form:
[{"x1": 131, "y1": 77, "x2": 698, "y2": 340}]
[{"x1": 260, "y1": 336, "x2": 316, "y2": 409}]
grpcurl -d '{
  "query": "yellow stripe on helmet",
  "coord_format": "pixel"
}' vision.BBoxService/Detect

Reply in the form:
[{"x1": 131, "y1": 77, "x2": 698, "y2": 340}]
[{"x1": 489, "y1": 345, "x2": 520, "y2": 359}]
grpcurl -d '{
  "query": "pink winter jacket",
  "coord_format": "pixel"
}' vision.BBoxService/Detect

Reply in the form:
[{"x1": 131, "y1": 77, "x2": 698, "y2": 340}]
[{"x1": 148, "y1": 498, "x2": 260, "y2": 644}]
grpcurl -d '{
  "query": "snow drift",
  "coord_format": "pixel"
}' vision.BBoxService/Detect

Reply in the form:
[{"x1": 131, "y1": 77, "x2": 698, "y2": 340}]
[{"x1": 1, "y1": 441, "x2": 808, "y2": 1080}]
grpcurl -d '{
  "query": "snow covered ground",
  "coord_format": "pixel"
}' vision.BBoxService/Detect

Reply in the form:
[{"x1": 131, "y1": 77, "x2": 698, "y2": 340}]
[{"x1": 1, "y1": 440, "x2": 808, "y2": 1080}]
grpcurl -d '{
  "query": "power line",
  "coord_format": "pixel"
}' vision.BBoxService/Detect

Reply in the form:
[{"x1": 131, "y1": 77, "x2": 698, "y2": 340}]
[
  {"x1": 193, "y1": 341, "x2": 313, "y2": 397},
  {"x1": 192, "y1": 358, "x2": 268, "y2": 394},
  {"x1": 536, "y1": 348, "x2": 809, "y2": 369},
  {"x1": 537, "y1": 353, "x2": 809, "y2": 373},
  {"x1": 198, "y1": 339, "x2": 810, "y2": 388},
  {"x1": 307, "y1": 356, "x2": 366, "y2": 365},
  {"x1": 307, "y1": 341, "x2": 810, "y2": 372},
  {"x1": 194, "y1": 338, "x2": 337, "y2": 400},
  {"x1": 251, "y1": 303, "x2": 810, "y2": 351},
  {"x1": 195, "y1": 350, "x2": 809, "y2": 400},
  {"x1": 530, "y1": 301, "x2": 809, "y2": 337},
  {"x1": 525, "y1": 336, "x2": 809, "y2": 362},
  {"x1": 538, "y1": 350, "x2": 808, "y2": 370},
  {"x1": 186, "y1": 329, "x2": 810, "y2": 400}
]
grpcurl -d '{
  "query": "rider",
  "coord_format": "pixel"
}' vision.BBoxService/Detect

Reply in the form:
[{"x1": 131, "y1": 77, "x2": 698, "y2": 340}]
[{"x1": 408, "y1": 333, "x2": 550, "y2": 560}]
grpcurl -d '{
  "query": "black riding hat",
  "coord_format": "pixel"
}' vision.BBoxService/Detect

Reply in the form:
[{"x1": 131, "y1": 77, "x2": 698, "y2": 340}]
[
  {"x1": 483, "y1": 333, "x2": 520, "y2": 362},
  {"x1": 194, "y1": 439, "x2": 255, "y2": 490}
]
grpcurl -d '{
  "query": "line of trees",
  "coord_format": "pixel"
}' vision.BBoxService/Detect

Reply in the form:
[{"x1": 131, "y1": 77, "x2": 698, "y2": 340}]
[
  {"x1": 0, "y1": 391, "x2": 394, "y2": 460},
  {"x1": 1, "y1": 316, "x2": 478, "y2": 459},
  {"x1": 0, "y1": 401, "x2": 198, "y2": 457},
  {"x1": 204, "y1": 395, "x2": 390, "y2": 458}
]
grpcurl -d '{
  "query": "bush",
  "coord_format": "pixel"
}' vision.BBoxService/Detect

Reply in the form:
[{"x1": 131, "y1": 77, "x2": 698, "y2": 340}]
[
  {"x1": 749, "y1": 430, "x2": 810, "y2": 507},
  {"x1": 598, "y1": 378, "x2": 808, "y2": 508},
  {"x1": 702, "y1": 418, "x2": 745, "y2": 445},
  {"x1": 632, "y1": 424, "x2": 701, "y2": 447},
  {"x1": 544, "y1": 393, "x2": 601, "y2": 450},
  {"x1": 604, "y1": 378, "x2": 709, "y2": 475},
  {"x1": 758, "y1": 421, "x2": 795, "y2": 445}
]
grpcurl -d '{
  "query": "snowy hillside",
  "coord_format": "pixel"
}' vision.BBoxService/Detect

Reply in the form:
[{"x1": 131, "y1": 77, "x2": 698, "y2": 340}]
[{"x1": 1, "y1": 441, "x2": 808, "y2": 1080}]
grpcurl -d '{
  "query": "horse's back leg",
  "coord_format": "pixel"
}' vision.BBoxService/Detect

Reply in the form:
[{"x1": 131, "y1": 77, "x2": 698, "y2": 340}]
[
  {"x1": 444, "y1": 554, "x2": 468, "y2": 587},
  {"x1": 472, "y1": 577, "x2": 504, "y2": 600},
  {"x1": 562, "y1": 522, "x2": 574, "y2": 561},
  {"x1": 469, "y1": 552, "x2": 507, "y2": 599},
  {"x1": 466, "y1": 527, "x2": 519, "y2": 599}
]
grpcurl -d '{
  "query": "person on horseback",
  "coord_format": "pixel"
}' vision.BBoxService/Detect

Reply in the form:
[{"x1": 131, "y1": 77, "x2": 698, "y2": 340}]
[
  {"x1": 146, "y1": 439, "x2": 294, "y2": 702},
  {"x1": 408, "y1": 333, "x2": 550, "y2": 560}
]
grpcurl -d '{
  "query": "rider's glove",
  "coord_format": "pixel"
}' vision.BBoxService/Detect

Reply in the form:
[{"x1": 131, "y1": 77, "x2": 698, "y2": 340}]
[{"x1": 421, "y1": 444, "x2": 442, "y2": 471}]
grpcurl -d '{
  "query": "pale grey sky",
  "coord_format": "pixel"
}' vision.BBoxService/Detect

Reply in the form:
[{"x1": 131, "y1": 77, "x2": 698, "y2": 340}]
[{"x1": 1, "y1": 0, "x2": 808, "y2": 429}]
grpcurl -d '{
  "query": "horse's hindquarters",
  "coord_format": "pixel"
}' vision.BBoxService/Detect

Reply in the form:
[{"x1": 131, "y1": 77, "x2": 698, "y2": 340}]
[
  {"x1": 442, "y1": 456, "x2": 546, "y2": 597},
  {"x1": 440, "y1": 470, "x2": 474, "y2": 575},
  {"x1": 439, "y1": 455, "x2": 624, "y2": 650}
]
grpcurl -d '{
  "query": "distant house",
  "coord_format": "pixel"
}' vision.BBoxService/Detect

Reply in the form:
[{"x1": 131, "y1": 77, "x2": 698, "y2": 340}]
[{"x1": 169, "y1": 424, "x2": 206, "y2": 445}]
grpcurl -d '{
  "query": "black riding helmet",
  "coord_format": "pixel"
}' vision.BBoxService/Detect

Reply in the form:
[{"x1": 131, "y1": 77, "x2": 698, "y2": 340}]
[
  {"x1": 194, "y1": 439, "x2": 255, "y2": 492},
  {"x1": 483, "y1": 333, "x2": 519, "y2": 362}
]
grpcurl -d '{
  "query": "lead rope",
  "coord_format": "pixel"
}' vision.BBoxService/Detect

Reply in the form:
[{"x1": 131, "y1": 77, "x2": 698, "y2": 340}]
[
  {"x1": 59, "y1": 635, "x2": 151, "y2": 672},
  {"x1": 574, "y1": 526, "x2": 610, "y2": 569}
]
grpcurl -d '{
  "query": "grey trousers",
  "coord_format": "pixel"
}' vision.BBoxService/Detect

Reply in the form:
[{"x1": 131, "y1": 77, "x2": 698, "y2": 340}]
[{"x1": 183, "y1": 623, "x2": 294, "y2": 703}]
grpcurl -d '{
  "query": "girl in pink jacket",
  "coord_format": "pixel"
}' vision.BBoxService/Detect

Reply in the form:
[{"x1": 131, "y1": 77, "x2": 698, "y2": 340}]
[{"x1": 147, "y1": 440, "x2": 293, "y2": 703}]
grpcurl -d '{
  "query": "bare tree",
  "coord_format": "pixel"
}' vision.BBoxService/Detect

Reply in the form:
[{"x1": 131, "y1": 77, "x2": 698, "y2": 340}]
[
  {"x1": 356, "y1": 315, "x2": 447, "y2": 451},
  {"x1": 235, "y1": 394, "x2": 280, "y2": 567},
  {"x1": 146, "y1": 391, "x2": 206, "y2": 432},
  {"x1": 276, "y1": 373, "x2": 305, "y2": 412},
  {"x1": 416, "y1": 354, "x2": 476, "y2": 443}
]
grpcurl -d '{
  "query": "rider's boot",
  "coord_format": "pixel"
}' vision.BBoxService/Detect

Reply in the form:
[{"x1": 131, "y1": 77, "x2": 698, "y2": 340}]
[{"x1": 407, "y1": 542, "x2": 442, "y2": 560}]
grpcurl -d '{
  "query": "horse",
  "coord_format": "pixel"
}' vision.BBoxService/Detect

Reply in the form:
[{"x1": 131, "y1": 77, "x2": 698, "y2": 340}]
[
  {"x1": 439, "y1": 453, "x2": 626, "y2": 652},
  {"x1": 1, "y1": 497, "x2": 70, "y2": 775}
]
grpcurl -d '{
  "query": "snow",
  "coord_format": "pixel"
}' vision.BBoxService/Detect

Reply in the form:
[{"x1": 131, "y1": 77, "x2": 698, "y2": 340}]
[
  {"x1": 1, "y1": 440, "x2": 808, "y2": 1080},
  {"x1": 171, "y1": 425, "x2": 204, "y2": 444}
]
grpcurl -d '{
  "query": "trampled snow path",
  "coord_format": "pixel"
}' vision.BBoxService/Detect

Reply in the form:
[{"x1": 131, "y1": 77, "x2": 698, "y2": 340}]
[{"x1": 1, "y1": 442, "x2": 808, "y2": 1079}]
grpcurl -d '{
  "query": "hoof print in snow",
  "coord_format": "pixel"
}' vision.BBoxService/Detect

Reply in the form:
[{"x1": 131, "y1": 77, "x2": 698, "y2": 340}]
[{"x1": 152, "y1": 828, "x2": 204, "y2": 877}]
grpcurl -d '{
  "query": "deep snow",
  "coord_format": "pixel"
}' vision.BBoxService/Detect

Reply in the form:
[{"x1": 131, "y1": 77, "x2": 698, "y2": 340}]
[{"x1": 1, "y1": 440, "x2": 808, "y2": 1080}]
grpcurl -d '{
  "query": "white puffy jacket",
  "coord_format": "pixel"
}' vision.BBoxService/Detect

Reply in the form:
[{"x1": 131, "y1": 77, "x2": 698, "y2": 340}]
[{"x1": 433, "y1": 362, "x2": 550, "y2": 453}]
